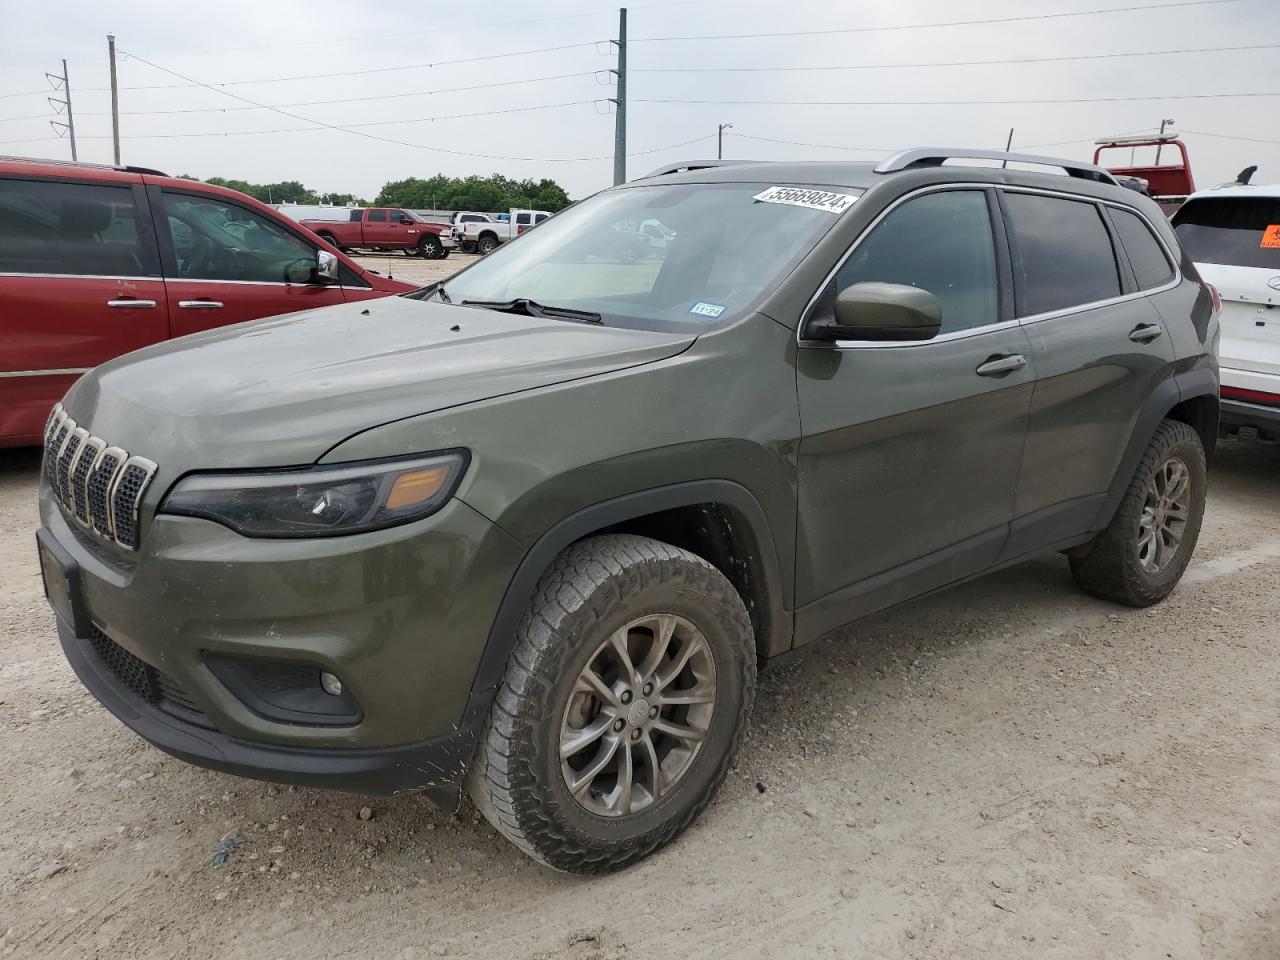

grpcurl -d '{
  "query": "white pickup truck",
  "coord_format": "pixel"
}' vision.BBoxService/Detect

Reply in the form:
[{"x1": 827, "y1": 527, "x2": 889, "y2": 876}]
[{"x1": 453, "y1": 208, "x2": 552, "y2": 255}]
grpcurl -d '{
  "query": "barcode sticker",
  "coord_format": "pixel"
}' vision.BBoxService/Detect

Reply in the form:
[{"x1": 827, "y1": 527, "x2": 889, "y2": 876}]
[{"x1": 753, "y1": 186, "x2": 858, "y2": 215}]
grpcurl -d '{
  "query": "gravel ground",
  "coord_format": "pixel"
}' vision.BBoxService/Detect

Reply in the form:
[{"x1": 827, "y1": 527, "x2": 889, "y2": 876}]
[
  {"x1": 351, "y1": 250, "x2": 480, "y2": 288},
  {"x1": 3, "y1": 424, "x2": 1279, "y2": 959}
]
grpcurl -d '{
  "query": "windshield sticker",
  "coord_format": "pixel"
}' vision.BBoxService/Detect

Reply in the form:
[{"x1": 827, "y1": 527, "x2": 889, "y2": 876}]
[
  {"x1": 1261, "y1": 225, "x2": 1280, "y2": 249},
  {"x1": 689, "y1": 301, "x2": 727, "y2": 319},
  {"x1": 752, "y1": 186, "x2": 858, "y2": 215}
]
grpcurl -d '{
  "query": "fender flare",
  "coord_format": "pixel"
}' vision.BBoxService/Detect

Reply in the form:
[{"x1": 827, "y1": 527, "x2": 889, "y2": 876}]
[
  {"x1": 1092, "y1": 369, "x2": 1219, "y2": 530},
  {"x1": 462, "y1": 479, "x2": 791, "y2": 719}
]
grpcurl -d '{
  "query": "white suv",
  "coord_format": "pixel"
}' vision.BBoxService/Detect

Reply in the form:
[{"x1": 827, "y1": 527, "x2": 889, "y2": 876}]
[{"x1": 1173, "y1": 179, "x2": 1280, "y2": 441}]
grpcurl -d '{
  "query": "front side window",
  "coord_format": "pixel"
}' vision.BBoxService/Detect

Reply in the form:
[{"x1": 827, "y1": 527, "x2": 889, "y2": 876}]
[
  {"x1": 1110, "y1": 207, "x2": 1174, "y2": 289},
  {"x1": 835, "y1": 190, "x2": 998, "y2": 335},
  {"x1": 0, "y1": 178, "x2": 152, "y2": 277},
  {"x1": 1004, "y1": 192, "x2": 1121, "y2": 316},
  {"x1": 1173, "y1": 197, "x2": 1280, "y2": 270},
  {"x1": 162, "y1": 193, "x2": 316, "y2": 283},
  {"x1": 438, "y1": 182, "x2": 856, "y2": 332},
  {"x1": 369, "y1": 209, "x2": 387, "y2": 222}
]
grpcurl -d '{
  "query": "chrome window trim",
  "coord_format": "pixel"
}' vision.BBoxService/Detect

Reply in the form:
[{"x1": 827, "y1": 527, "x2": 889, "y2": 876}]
[
  {"x1": 162, "y1": 277, "x2": 327, "y2": 287},
  {"x1": 0, "y1": 271, "x2": 161, "y2": 281},
  {"x1": 797, "y1": 181, "x2": 1182, "y2": 350},
  {"x1": 0, "y1": 368, "x2": 91, "y2": 378}
]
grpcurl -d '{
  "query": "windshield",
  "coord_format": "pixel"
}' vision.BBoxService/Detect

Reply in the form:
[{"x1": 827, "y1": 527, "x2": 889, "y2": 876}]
[
  {"x1": 1173, "y1": 196, "x2": 1280, "y2": 269},
  {"x1": 438, "y1": 182, "x2": 860, "y2": 331}
]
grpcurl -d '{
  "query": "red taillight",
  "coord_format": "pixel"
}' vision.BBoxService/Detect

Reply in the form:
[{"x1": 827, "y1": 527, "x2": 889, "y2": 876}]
[
  {"x1": 1222, "y1": 385, "x2": 1280, "y2": 407},
  {"x1": 1206, "y1": 282, "x2": 1222, "y2": 315}
]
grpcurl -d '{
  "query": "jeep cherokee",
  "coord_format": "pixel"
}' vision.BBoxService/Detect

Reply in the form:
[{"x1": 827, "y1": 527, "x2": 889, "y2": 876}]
[{"x1": 37, "y1": 148, "x2": 1219, "y2": 874}]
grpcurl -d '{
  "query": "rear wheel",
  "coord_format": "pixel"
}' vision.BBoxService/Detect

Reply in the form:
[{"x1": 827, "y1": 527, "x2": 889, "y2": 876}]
[
  {"x1": 317, "y1": 233, "x2": 343, "y2": 253},
  {"x1": 1070, "y1": 419, "x2": 1206, "y2": 607},
  {"x1": 477, "y1": 234, "x2": 499, "y2": 255},
  {"x1": 466, "y1": 534, "x2": 756, "y2": 874}
]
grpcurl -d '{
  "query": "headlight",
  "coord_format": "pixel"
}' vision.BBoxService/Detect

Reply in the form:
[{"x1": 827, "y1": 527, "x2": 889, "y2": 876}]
[{"x1": 160, "y1": 451, "x2": 468, "y2": 538}]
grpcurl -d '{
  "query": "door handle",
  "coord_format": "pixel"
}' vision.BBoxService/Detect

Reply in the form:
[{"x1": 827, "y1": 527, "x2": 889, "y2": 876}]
[
  {"x1": 1129, "y1": 323, "x2": 1164, "y2": 344},
  {"x1": 106, "y1": 299, "x2": 157, "y2": 308},
  {"x1": 178, "y1": 300, "x2": 224, "y2": 309},
  {"x1": 975, "y1": 354, "x2": 1027, "y2": 377}
]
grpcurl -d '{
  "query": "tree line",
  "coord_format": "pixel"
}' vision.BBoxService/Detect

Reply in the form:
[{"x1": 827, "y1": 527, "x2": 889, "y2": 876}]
[{"x1": 181, "y1": 173, "x2": 573, "y2": 212}]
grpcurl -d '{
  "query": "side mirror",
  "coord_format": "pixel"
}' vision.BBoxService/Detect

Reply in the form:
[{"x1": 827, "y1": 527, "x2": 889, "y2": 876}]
[
  {"x1": 316, "y1": 249, "x2": 340, "y2": 282},
  {"x1": 810, "y1": 282, "x2": 942, "y2": 342}
]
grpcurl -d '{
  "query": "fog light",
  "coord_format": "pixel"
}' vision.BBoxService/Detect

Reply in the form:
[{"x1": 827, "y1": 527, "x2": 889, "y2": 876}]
[{"x1": 320, "y1": 671, "x2": 343, "y2": 696}]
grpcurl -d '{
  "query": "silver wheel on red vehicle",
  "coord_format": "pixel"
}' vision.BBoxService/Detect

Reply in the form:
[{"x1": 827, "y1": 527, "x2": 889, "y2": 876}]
[
  {"x1": 418, "y1": 235, "x2": 443, "y2": 259},
  {"x1": 560, "y1": 613, "x2": 716, "y2": 818}
]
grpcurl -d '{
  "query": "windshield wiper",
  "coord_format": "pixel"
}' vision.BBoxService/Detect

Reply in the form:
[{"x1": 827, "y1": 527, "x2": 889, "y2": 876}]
[{"x1": 460, "y1": 298, "x2": 602, "y2": 325}]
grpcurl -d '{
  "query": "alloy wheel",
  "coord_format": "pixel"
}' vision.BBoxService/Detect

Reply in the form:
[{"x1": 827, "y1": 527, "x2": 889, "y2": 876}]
[
  {"x1": 1137, "y1": 455, "x2": 1191, "y2": 574},
  {"x1": 559, "y1": 613, "x2": 716, "y2": 818}
]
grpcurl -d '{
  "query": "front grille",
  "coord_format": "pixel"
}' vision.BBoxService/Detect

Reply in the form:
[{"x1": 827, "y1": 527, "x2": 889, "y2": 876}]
[
  {"x1": 86, "y1": 624, "x2": 208, "y2": 726},
  {"x1": 43, "y1": 405, "x2": 157, "y2": 551}
]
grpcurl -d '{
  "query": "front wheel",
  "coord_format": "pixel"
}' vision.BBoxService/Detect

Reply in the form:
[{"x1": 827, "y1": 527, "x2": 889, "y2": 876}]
[
  {"x1": 459, "y1": 240, "x2": 478, "y2": 255},
  {"x1": 466, "y1": 534, "x2": 756, "y2": 874},
  {"x1": 418, "y1": 235, "x2": 444, "y2": 259},
  {"x1": 1070, "y1": 418, "x2": 1207, "y2": 607}
]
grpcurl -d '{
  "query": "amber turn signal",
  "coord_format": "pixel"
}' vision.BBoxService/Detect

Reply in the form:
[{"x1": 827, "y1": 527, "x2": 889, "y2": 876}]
[{"x1": 386, "y1": 466, "x2": 451, "y2": 509}]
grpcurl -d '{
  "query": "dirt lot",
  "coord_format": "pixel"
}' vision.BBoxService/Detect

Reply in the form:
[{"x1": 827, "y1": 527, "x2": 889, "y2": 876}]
[
  {"x1": 351, "y1": 249, "x2": 480, "y2": 287},
  {"x1": 3, "y1": 421, "x2": 1280, "y2": 959}
]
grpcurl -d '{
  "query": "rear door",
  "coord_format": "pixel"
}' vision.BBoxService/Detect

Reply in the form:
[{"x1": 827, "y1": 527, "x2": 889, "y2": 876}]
[
  {"x1": 153, "y1": 187, "x2": 348, "y2": 335},
  {"x1": 1173, "y1": 195, "x2": 1280, "y2": 391},
  {"x1": 1000, "y1": 189, "x2": 1178, "y2": 558},
  {"x1": 0, "y1": 176, "x2": 168, "y2": 444}
]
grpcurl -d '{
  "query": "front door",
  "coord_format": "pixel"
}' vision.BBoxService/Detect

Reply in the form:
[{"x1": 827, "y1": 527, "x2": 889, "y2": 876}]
[
  {"x1": 794, "y1": 188, "x2": 1034, "y2": 639},
  {"x1": 154, "y1": 188, "x2": 348, "y2": 336},
  {"x1": 0, "y1": 177, "x2": 169, "y2": 443},
  {"x1": 999, "y1": 190, "x2": 1178, "y2": 557}
]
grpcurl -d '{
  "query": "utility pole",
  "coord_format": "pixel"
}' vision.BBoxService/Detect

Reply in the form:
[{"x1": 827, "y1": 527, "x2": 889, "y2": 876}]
[
  {"x1": 1155, "y1": 117, "x2": 1174, "y2": 165},
  {"x1": 610, "y1": 8, "x2": 627, "y2": 185},
  {"x1": 108, "y1": 34, "x2": 121, "y2": 165},
  {"x1": 718, "y1": 122, "x2": 733, "y2": 159},
  {"x1": 46, "y1": 59, "x2": 77, "y2": 161}
]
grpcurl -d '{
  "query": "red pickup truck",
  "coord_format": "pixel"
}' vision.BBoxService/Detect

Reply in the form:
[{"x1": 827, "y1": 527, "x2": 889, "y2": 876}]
[
  {"x1": 301, "y1": 208, "x2": 452, "y2": 259},
  {"x1": 0, "y1": 157, "x2": 416, "y2": 447}
]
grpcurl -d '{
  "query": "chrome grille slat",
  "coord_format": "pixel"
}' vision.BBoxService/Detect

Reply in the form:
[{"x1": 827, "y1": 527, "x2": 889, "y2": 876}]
[{"x1": 41, "y1": 405, "x2": 157, "y2": 552}]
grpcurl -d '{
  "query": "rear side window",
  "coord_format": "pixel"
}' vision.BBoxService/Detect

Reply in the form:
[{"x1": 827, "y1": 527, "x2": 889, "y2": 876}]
[
  {"x1": 1110, "y1": 207, "x2": 1174, "y2": 289},
  {"x1": 1004, "y1": 192, "x2": 1121, "y2": 316},
  {"x1": 1173, "y1": 197, "x2": 1280, "y2": 269},
  {"x1": 0, "y1": 178, "x2": 153, "y2": 277},
  {"x1": 835, "y1": 189, "x2": 998, "y2": 335}
]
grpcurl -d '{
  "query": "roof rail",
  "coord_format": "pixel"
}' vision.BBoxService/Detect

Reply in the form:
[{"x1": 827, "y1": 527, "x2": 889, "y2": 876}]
[
  {"x1": 121, "y1": 164, "x2": 168, "y2": 176},
  {"x1": 639, "y1": 159, "x2": 757, "y2": 179},
  {"x1": 875, "y1": 148, "x2": 1118, "y2": 185},
  {"x1": 0, "y1": 155, "x2": 168, "y2": 177}
]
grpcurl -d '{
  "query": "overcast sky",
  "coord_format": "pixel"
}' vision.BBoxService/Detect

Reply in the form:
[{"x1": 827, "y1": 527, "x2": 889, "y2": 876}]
[{"x1": 1, "y1": 0, "x2": 1276, "y2": 201}]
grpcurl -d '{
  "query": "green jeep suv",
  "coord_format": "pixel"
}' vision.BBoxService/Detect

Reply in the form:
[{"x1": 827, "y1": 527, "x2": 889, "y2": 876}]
[{"x1": 38, "y1": 149, "x2": 1219, "y2": 873}]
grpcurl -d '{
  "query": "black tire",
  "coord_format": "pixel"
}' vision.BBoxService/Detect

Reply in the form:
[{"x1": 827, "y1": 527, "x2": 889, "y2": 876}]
[
  {"x1": 460, "y1": 240, "x2": 478, "y2": 255},
  {"x1": 1070, "y1": 419, "x2": 1207, "y2": 607},
  {"x1": 466, "y1": 534, "x2": 756, "y2": 874},
  {"x1": 317, "y1": 233, "x2": 342, "y2": 253},
  {"x1": 418, "y1": 235, "x2": 444, "y2": 259},
  {"x1": 477, "y1": 234, "x2": 499, "y2": 255}
]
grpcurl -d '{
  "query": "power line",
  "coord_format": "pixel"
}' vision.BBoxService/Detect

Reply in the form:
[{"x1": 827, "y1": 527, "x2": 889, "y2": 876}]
[
  {"x1": 1178, "y1": 128, "x2": 1280, "y2": 146},
  {"x1": 75, "y1": 71, "x2": 607, "y2": 117},
  {"x1": 637, "y1": 91, "x2": 1280, "y2": 107},
  {"x1": 631, "y1": 42, "x2": 1280, "y2": 74},
  {"x1": 95, "y1": 41, "x2": 607, "y2": 92},
  {"x1": 630, "y1": 0, "x2": 1245, "y2": 42}
]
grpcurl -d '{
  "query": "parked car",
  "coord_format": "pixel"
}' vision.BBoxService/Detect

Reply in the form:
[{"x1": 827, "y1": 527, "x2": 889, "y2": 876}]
[
  {"x1": 453, "y1": 207, "x2": 552, "y2": 255},
  {"x1": 38, "y1": 149, "x2": 1218, "y2": 874},
  {"x1": 300, "y1": 207, "x2": 453, "y2": 259},
  {"x1": 1172, "y1": 172, "x2": 1280, "y2": 440},
  {"x1": 448, "y1": 211, "x2": 498, "y2": 254},
  {"x1": 1094, "y1": 133, "x2": 1196, "y2": 215},
  {"x1": 0, "y1": 157, "x2": 416, "y2": 447}
]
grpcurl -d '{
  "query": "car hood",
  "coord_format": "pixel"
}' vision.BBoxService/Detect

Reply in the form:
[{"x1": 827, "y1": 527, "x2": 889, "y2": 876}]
[{"x1": 64, "y1": 296, "x2": 695, "y2": 471}]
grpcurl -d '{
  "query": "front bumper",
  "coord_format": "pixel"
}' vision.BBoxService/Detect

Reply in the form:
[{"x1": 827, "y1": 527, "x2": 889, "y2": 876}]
[
  {"x1": 39, "y1": 484, "x2": 525, "y2": 796},
  {"x1": 56, "y1": 614, "x2": 476, "y2": 805}
]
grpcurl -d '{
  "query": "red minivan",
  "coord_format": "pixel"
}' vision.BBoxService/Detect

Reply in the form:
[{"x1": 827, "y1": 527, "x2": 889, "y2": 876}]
[{"x1": 0, "y1": 157, "x2": 416, "y2": 447}]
